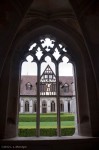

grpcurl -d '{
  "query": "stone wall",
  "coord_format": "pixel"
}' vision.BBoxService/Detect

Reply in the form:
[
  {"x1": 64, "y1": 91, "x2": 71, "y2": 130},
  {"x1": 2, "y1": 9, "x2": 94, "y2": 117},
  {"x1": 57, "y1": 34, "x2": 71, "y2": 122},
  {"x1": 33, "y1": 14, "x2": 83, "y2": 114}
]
[{"x1": 19, "y1": 96, "x2": 76, "y2": 113}]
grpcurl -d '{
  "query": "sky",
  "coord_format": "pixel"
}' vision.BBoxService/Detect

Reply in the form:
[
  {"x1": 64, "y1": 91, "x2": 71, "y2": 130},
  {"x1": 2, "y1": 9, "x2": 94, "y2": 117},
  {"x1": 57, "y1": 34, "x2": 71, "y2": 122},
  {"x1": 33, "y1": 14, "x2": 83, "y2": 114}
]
[
  {"x1": 21, "y1": 38, "x2": 73, "y2": 76},
  {"x1": 21, "y1": 55, "x2": 73, "y2": 76}
]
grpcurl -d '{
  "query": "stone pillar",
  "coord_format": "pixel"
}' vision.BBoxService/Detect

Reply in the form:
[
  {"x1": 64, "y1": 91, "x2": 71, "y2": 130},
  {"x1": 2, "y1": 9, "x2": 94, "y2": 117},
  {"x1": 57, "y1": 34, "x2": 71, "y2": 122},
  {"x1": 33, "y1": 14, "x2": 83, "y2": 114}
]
[
  {"x1": 47, "y1": 99, "x2": 51, "y2": 113},
  {"x1": 4, "y1": 56, "x2": 21, "y2": 138},
  {"x1": 40, "y1": 99, "x2": 42, "y2": 113},
  {"x1": 54, "y1": 98, "x2": 57, "y2": 113},
  {"x1": 0, "y1": 57, "x2": 11, "y2": 138},
  {"x1": 21, "y1": 99, "x2": 24, "y2": 113},
  {"x1": 30, "y1": 99, "x2": 33, "y2": 113},
  {"x1": 70, "y1": 98, "x2": 76, "y2": 113},
  {"x1": 64, "y1": 100, "x2": 68, "y2": 112}
]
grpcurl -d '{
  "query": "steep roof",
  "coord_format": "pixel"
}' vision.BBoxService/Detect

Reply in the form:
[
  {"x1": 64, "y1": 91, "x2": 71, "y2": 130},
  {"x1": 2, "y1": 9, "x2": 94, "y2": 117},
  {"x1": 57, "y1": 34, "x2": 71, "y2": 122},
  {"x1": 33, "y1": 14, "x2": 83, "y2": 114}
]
[
  {"x1": 20, "y1": 75, "x2": 37, "y2": 96},
  {"x1": 20, "y1": 75, "x2": 73, "y2": 96}
]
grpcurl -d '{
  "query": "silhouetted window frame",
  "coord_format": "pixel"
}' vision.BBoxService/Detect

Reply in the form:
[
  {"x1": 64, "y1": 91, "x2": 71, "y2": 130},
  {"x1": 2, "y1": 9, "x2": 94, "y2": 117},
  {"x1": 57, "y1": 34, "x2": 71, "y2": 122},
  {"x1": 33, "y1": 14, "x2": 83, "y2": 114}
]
[{"x1": 22, "y1": 35, "x2": 74, "y2": 137}]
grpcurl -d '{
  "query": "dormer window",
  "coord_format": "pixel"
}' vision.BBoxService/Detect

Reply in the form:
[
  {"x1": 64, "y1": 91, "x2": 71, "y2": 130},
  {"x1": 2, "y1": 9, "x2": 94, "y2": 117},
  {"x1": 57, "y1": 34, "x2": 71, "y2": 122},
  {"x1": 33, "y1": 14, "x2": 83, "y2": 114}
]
[
  {"x1": 62, "y1": 83, "x2": 69, "y2": 93},
  {"x1": 64, "y1": 83, "x2": 69, "y2": 92},
  {"x1": 26, "y1": 82, "x2": 32, "y2": 90}
]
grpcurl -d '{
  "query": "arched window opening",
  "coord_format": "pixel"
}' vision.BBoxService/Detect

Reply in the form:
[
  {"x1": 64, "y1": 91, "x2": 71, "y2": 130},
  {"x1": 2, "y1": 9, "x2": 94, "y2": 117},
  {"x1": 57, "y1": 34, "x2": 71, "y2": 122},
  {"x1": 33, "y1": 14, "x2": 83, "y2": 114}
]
[
  {"x1": 25, "y1": 101, "x2": 29, "y2": 112},
  {"x1": 40, "y1": 56, "x2": 57, "y2": 136},
  {"x1": 51, "y1": 101, "x2": 55, "y2": 112},
  {"x1": 33, "y1": 100, "x2": 37, "y2": 112},
  {"x1": 40, "y1": 56, "x2": 56, "y2": 96},
  {"x1": 19, "y1": 102, "x2": 20, "y2": 113},
  {"x1": 19, "y1": 55, "x2": 37, "y2": 136},
  {"x1": 42, "y1": 100, "x2": 47, "y2": 113},
  {"x1": 60, "y1": 100, "x2": 64, "y2": 112},
  {"x1": 19, "y1": 35, "x2": 76, "y2": 137},
  {"x1": 68, "y1": 101, "x2": 70, "y2": 113}
]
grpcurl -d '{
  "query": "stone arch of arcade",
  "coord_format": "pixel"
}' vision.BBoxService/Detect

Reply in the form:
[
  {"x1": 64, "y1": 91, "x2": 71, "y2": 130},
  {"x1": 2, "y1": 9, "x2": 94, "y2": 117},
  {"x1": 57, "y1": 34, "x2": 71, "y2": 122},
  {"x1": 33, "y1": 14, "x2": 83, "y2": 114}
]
[{"x1": 1, "y1": 24, "x2": 97, "y2": 138}]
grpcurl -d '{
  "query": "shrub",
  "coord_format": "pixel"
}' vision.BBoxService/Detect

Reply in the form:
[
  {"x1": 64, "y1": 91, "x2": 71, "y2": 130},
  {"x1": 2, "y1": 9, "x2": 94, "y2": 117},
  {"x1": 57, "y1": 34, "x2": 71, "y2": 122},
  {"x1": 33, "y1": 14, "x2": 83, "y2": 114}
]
[
  {"x1": 18, "y1": 128, "x2": 36, "y2": 137},
  {"x1": 19, "y1": 115, "x2": 74, "y2": 122},
  {"x1": 18, "y1": 127, "x2": 75, "y2": 137}
]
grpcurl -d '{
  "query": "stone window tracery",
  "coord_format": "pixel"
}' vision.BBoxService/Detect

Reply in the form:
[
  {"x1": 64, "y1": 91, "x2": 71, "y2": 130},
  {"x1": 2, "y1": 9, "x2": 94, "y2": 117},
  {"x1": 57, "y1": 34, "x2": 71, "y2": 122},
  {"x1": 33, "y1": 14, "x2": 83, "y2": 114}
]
[{"x1": 23, "y1": 35, "x2": 73, "y2": 136}]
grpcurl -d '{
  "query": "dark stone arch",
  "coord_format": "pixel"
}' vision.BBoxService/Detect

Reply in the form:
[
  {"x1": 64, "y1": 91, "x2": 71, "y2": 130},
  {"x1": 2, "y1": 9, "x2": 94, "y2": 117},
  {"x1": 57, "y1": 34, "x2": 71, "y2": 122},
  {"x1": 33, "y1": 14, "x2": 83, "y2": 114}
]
[{"x1": 1, "y1": 24, "x2": 97, "y2": 138}]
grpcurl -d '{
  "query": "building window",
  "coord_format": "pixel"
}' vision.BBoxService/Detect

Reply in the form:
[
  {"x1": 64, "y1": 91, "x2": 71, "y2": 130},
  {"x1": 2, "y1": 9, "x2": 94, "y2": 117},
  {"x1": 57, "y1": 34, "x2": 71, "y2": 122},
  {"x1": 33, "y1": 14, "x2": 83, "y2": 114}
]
[
  {"x1": 49, "y1": 75, "x2": 52, "y2": 79},
  {"x1": 33, "y1": 100, "x2": 37, "y2": 112},
  {"x1": 68, "y1": 101, "x2": 70, "y2": 113},
  {"x1": 51, "y1": 101, "x2": 55, "y2": 112},
  {"x1": 42, "y1": 100, "x2": 47, "y2": 113},
  {"x1": 45, "y1": 75, "x2": 48, "y2": 79},
  {"x1": 64, "y1": 83, "x2": 69, "y2": 93},
  {"x1": 25, "y1": 101, "x2": 29, "y2": 112},
  {"x1": 60, "y1": 100, "x2": 64, "y2": 112}
]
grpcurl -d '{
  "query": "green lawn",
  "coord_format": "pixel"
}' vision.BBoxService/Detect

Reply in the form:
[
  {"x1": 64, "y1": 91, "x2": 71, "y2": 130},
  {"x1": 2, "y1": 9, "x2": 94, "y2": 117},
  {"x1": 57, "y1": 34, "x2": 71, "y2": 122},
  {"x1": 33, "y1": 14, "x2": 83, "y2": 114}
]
[
  {"x1": 19, "y1": 121, "x2": 74, "y2": 128},
  {"x1": 19, "y1": 113, "x2": 74, "y2": 117},
  {"x1": 18, "y1": 113, "x2": 75, "y2": 129},
  {"x1": 18, "y1": 114, "x2": 75, "y2": 136}
]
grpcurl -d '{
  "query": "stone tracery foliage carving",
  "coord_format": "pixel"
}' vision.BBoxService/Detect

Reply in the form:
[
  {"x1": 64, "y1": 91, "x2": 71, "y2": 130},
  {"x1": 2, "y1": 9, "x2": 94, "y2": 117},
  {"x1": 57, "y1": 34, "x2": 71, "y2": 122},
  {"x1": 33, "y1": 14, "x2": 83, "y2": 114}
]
[{"x1": 28, "y1": 35, "x2": 68, "y2": 63}]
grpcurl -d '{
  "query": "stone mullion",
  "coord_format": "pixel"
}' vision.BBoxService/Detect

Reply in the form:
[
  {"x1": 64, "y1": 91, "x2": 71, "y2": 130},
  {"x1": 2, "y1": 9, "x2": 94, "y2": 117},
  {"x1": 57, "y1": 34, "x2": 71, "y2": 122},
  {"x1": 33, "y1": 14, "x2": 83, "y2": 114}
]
[
  {"x1": 56, "y1": 63, "x2": 61, "y2": 136},
  {"x1": 36, "y1": 62, "x2": 41, "y2": 137}
]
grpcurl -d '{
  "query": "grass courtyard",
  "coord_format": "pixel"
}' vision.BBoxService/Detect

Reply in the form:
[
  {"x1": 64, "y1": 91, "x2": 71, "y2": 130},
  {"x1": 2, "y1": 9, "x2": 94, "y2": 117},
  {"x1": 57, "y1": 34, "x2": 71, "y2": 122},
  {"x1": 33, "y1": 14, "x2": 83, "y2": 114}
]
[{"x1": 18, "y1": 113, "x2": 75, "y2": 136}]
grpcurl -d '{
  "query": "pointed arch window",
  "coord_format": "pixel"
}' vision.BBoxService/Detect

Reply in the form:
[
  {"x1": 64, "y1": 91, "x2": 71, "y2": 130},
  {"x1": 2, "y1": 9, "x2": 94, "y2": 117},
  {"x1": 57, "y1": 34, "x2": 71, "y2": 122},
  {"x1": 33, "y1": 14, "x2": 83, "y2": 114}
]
[
  {"x1": 68, "y1": 101, "x2": 70, "y2": 113},
  {"x1": 21, "y1": 35, "x2": 75, "y2": 137},
  {"x1": 25, "y1": 101, "x2": 29, "y2": 112},
  {"x1": 51, "y1": 101, "x2": 55, "y2": 112},
  {"x1": 42, "y1": 100, "x2": 47, "y2": 113},
  {"x1": 33, "y1": 100, "x2": 37, "y2": 112},
  {"x1": 60, "y1": 100, "x2": 64, "y2": 112}
]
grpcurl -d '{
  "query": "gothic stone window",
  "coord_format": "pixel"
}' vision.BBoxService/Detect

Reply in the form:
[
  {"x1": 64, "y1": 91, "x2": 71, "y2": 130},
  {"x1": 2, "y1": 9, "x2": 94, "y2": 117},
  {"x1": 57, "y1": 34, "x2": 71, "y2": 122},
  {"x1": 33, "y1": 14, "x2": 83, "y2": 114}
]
[{"x1": 22, "y1": 35, "x2": 73, "y2": 136}]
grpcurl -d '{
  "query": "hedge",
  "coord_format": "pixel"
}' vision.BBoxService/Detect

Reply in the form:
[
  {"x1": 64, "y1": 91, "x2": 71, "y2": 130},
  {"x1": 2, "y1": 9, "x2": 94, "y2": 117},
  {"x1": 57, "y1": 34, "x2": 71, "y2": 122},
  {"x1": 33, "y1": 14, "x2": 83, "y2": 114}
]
[
  {"x1": 18, "y1": 127, "x2": 75, "y2": 137},
  {"x1": 19, "y1": 115, "x2": 74, "y2": 122}
]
